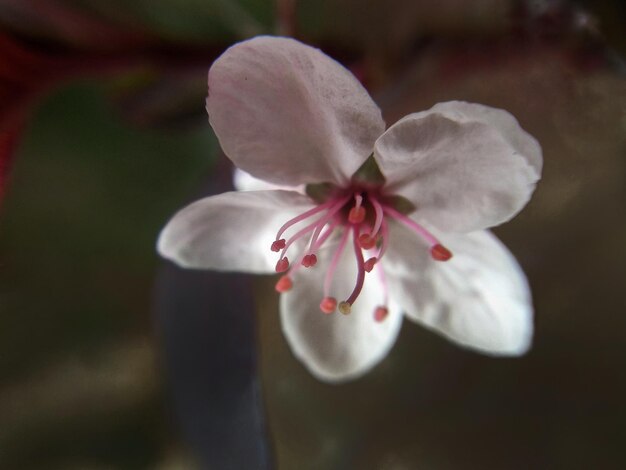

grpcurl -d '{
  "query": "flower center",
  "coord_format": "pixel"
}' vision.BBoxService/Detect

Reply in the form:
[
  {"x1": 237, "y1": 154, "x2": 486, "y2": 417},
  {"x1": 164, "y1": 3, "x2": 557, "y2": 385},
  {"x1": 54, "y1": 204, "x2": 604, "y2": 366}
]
[{"x1": 271, "y1": 187, "x2": 452, "y2": 320}]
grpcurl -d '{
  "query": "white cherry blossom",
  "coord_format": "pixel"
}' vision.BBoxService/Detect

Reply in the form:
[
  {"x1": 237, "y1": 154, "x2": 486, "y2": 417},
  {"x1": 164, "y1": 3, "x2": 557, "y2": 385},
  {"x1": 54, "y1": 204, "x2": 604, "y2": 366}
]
[{"x1": 158, "y1": 36, "x2": 542, "y2": 383}]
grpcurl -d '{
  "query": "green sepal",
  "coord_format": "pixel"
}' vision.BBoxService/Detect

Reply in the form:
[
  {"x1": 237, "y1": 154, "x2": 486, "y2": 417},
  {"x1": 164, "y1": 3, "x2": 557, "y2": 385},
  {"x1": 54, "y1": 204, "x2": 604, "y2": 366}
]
[
  {"x1": 305, "y1": 182, "x2": 335, "y2": 203},
  {"x1": 384, "y1": 194, "x2": 416, "y2": 214},
  {"x1": 350, "y1": 154, "x2": 386, "y2": 187}
]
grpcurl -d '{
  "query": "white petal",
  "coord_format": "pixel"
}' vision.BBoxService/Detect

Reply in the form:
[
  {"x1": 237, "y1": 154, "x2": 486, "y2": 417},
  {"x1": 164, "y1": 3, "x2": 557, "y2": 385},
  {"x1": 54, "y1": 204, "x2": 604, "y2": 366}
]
[
  {"x1": 430, "y1": 101, "x2": 543, "y2": 175},
  {"x1": 233, "y1": 168, "x2": 304, "y2": 194},
  {"x1": 158, "y1": 190, "x2": 315, "y2": 273},
  {"x1": 374, "y1": 101, "x2": 541, "y2": 232},
  {"x1": 383, "y1": 224, "x2": 533, "y2": 355},
  {"x1": 208, "y1": 36, "x2": 385, "y2": 187},
  {"x1": 281, "y1": 231, "x2": 403, "y2": 383}
]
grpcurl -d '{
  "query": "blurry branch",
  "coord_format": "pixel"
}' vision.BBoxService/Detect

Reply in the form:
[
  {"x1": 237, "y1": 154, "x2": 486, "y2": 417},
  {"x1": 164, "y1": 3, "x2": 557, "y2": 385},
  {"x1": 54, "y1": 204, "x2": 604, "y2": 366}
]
[
  {"x1": 275, "y1": 0, "x2": 296, "y2": 37},
  {"x1": 0, "y1": 0, "x2": 618, "y2": 201},
  {"x1": 211, "y1": 0, "x2": 267, "y2": 38},
  {"x1": 0, "y1": 24, "x2": 228, "y2": 199},
  {"x1": 0, "y1": 122, "x2": 19, "y2": 201},
  {"x1": 0, "y1": 0, "x2": 152, "y2": 49}
]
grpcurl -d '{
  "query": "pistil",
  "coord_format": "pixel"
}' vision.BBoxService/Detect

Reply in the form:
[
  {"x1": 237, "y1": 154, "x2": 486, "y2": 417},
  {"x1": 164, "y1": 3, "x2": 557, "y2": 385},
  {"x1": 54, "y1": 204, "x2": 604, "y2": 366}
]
[{"x1": 348, "y1": 193, "x2": 366, "y2": 224}]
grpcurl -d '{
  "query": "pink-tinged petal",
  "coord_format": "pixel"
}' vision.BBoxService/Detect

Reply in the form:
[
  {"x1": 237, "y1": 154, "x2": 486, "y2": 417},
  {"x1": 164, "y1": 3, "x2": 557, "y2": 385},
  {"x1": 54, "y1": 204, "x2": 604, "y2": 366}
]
[
  {"x1": 375, "y1": 101, "x2": 541, "y2": 232},
  {"x1": 280, "y1": 235, "x2": 403, "y2": 383},
  {"x1": 383, "y1": 224, "x2": 533, "y2": 355},
  {"x1": 208, "y1": 36, "x2": 385, "y2": 187},
  {"x1": 158, "y1": 190, "x2": 315, "y2": 274},
  {"x1": 428, "y1": 101, "x2": 542, "y2": 175},
  {"x1": 233, "y1": 168, "x2": 304, "y2": 194}
]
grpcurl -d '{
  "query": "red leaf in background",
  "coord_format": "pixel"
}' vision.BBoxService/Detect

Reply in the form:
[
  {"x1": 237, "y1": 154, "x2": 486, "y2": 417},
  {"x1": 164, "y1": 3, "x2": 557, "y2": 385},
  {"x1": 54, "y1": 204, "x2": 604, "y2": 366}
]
[
  {"x1": 0, "y1": 0, "x2": 153, "y2": 50},
  {"x1": 0, "y1": 12, "x2": 190, "y2": 202}
]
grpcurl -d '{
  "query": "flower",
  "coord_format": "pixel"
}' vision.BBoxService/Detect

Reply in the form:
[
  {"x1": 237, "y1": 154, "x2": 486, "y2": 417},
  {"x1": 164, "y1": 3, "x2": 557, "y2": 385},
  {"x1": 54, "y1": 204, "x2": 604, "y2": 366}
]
[{"x1": 158, "y1": 36, "x2": 542, "y2": 383}]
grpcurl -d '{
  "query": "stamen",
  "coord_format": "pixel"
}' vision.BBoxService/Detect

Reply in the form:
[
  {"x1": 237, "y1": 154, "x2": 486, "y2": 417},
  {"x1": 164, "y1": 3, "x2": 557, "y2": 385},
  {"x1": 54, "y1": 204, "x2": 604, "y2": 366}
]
[
  {"x1": 383, "y1": 206, "x2": 452, "y2": 261},
  {"x1": 307, "y1": 221, "x2": 326, "y2": 253},
  {"x1": 301, "y1": 217, "x2": 338, "y2": 267},
  {"x1": 343, "y1": 225, "x2": 366, "y2": 306},
  {"x1": 301, "y1": 254, "x2": 318, "y2": 267},
  {"x1": 310, "y1": 219, "x2": 340, "y2": 253},
  {"x1": 275, "y1": 257, "x2": 289, "y2": 273},
  {"x1": 275, "y1": 197, "x2": 345, "y2": 242},
  {"x1": 374, "y1": 306, "x2": 388, "y2": 322},
  {"x1": 320, "y1": 297, "x2": 337, "y2": 314},
  {"x1": 358, "y1": 233, "x2": 377, "y2": 249},
  {"x1": 278, "y1": 197, "x2": 347, "y2": 261},
  {"x1": 357, "y1": 195, "x2": 384, "y2": 249},
  {"x1": 338, "y1": 301, "x2": 351, "y2": 315},
  {"x1": 275, "y1": 275, "x2": 292, "y2": 292},
  {"x1": 323, "y1": 225, "x2": 351, "y2": 298},
  {"x1": 348, "y1": 193, "x2": 366, "y2": 224},
  {"x1": 284, "y1": 220, "x2": 340, "y2": 279},
  {"x1": 430, "y1": 243, "x2": 453, "y2": 261},
  {"x1": 271, "y1": 239, "x2": 286, "y2": 252},
  {"x1": 364, "y1": 257, "x2": 377, "y2": 272}
]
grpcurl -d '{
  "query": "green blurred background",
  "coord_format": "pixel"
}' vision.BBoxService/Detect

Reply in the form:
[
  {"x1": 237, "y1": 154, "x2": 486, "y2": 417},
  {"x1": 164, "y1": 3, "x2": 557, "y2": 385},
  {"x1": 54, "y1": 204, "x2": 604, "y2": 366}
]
[{"x1": 0, "y1": 0, "x2": 625, "y2": 468}]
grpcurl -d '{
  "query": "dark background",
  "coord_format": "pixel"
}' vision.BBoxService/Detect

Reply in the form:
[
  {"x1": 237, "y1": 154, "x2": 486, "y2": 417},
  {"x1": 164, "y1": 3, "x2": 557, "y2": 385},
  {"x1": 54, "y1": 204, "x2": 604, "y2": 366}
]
[{"x1": 0, "y1": 0, "x2": 624, "y2": 468}]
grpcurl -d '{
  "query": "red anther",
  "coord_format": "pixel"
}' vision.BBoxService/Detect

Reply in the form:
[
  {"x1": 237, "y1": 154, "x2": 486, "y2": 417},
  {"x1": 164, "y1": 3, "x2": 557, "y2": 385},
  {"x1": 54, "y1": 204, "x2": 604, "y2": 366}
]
[
  {"x1": 358, "y1": 233, "x2": 376, "y2": 249},
  {"x1": 275, "y1": 257, "x2": 290, "y2": 272},
  {"x1": 348, "y1": 206, "x2": 366, "y2": 224},
  {"x1": 320, "y1": 297, "x2": 337, "y2": 314},
  {"x1": 301, "y1": 254, "x2": 318, "y2": 268},
  {"x1": 363, "y1": 257, "x2": 377, "y2": 273},
  {"x1": 374, "y1": 306, "x2": 389, "y2": 322},
  {"x1": 271, "y1": 239, "x2": 286, "y2": 252},
  {"x1": 275, "y1": 275, "x2": 293, "y2": 293},
  {"x1": 430, "y1": 244, "x2": 452, "y2": 261}
]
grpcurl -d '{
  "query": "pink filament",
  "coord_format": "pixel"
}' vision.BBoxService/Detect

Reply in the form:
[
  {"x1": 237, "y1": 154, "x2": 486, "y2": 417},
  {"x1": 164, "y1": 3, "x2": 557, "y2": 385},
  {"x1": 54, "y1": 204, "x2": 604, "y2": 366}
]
[
  {"x1": 383, "y1": 205, "x2": 439, "y2": 246},
  {"x1": 279, "y1": 197, "x2": 347, "y2": 260},
  {"x1": 323, "y1": 226, "x2": 351, "y2": 297},
  {"x1": 288, "y1": 219, "x2": 340, "y2": 277},
  {"x1": 307, "y1": 222, "x2": 326, "y2": 253},
  {"x1": 345, "y1": 225, "x2": 366, "y2": 305},
  {"x1": 311, "y1": 218, "x2": 340, "y2": 253},
  {"x1": 275, "y1": 195, "x2": 349, "y2": 241}
]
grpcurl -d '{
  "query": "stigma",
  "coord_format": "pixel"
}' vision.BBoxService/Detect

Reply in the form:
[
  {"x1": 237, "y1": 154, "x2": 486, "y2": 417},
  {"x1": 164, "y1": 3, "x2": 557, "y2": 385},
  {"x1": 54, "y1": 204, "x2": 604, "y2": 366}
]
[{"x1": 271, "y1": 187, "x2": 452, "y2": 321}]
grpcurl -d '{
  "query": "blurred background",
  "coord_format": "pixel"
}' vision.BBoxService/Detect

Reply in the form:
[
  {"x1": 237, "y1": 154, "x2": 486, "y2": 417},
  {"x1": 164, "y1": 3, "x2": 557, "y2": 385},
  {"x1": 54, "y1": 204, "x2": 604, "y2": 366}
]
[{"x1": 0, "y1": 0, "x2": 624, "y2": 468}]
